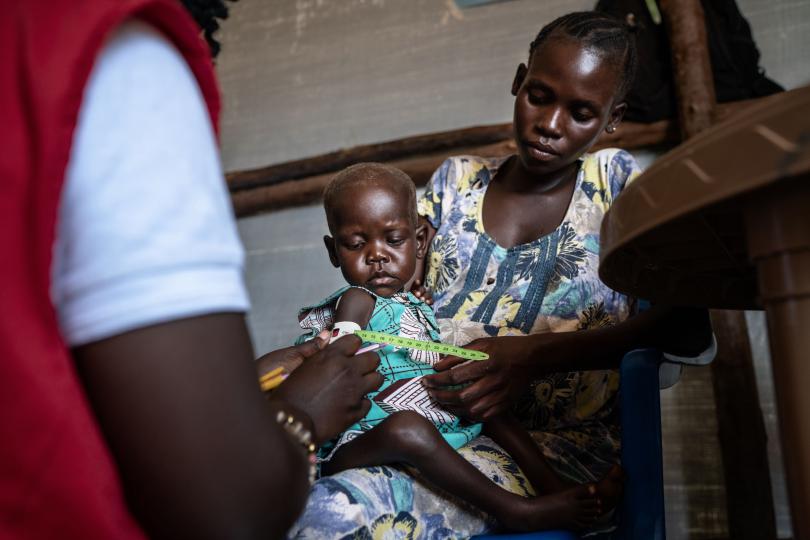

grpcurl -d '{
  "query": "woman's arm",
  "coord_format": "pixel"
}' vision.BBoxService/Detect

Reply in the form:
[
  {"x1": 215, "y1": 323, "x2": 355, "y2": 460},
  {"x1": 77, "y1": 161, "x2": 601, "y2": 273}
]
[
  {"x1": 74, "y1": 314, "x2": 311, "y2": 539},
  {"x1": 75, "y1": 315, "x2": 382, "y2": 539},
  {"x1": 423, "y1": 305, "x2": 711, "y2": 421}
]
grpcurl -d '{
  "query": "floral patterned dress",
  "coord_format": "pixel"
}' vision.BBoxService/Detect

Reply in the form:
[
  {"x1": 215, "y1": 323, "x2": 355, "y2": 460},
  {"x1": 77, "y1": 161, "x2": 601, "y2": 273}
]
[
  {"x1": 422, "y1": 150, "x2": 641, "y2": 484},
  {"x1": 288, "y1": 149, "x2": 641, "y2": 539}
]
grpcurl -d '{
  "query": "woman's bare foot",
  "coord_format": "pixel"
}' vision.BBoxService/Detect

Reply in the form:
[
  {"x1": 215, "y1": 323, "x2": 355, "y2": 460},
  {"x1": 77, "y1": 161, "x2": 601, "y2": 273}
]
[{"x1": 498, "y1": 484, "x2": 601, "y2": 532}]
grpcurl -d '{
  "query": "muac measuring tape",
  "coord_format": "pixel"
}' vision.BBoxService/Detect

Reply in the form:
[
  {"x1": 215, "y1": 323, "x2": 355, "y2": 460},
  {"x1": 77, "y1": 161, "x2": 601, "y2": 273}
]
[{"x1": 354, "y1": 330, "x2": 489, "y2": 361}]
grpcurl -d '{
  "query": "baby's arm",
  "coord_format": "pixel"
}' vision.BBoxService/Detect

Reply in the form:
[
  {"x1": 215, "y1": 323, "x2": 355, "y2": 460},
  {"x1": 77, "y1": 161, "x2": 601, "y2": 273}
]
[
  {"x1": 256, "y1": 286, "x2": 374, "y2": 385},
  {"x1": 259, "y1": 288, "x2": 372, "y2": 380},
  {"x1": 333, "y1": 287, "x2": 376, "y2": 336}
]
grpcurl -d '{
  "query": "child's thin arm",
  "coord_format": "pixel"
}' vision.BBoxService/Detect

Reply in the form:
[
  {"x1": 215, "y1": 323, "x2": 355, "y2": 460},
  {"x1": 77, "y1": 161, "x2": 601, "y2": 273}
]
[
  {"x1": 334, "y1": 287, "x2": 376, "y2": 331},
  {"x1": 259, "y1": 289, "x2": 374, "y2": 386}
]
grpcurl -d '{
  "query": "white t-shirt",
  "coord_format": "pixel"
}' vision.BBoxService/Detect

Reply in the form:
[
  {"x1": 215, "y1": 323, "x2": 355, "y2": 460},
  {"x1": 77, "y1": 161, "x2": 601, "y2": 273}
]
[{"x1": 52, "y1": 21, "x2": 249, "y2": 347}]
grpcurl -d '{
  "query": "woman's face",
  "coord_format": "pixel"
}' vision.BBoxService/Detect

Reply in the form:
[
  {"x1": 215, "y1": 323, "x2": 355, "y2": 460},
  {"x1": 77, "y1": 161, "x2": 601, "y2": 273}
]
[{"x1": 511, "y1": 37, "x2": 625, "y2": 178}]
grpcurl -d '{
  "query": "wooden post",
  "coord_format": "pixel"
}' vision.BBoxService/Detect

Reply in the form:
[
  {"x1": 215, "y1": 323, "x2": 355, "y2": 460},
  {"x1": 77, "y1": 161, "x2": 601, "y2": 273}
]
[
  {"x1": 709, "y1": 310, "x2": 778, "y2": 540},
  {"x1": 659, "y1": 0, "x2": 717, "y2": 137},
  {"x1": 227, "y1": 124, "x2": 513, "y2": 192},
  {"x1": 659, "y1": 1, "x2": 777, "y2": 538},
  {"x1": 226, "y1": 98, "x2": 757, "y2": 217}
]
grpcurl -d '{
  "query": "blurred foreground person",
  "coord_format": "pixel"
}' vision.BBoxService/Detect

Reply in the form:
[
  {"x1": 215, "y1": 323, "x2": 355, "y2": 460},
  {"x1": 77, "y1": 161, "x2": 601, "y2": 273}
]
[{"x1": 0, "y1": 1, "x2": 380, "y2": 538}]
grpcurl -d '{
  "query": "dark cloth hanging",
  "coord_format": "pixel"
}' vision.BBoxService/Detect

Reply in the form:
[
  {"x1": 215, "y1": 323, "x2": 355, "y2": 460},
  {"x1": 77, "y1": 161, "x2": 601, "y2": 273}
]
[{"x1": 595, "y1": 0, "x2": 784, "y2": 123}]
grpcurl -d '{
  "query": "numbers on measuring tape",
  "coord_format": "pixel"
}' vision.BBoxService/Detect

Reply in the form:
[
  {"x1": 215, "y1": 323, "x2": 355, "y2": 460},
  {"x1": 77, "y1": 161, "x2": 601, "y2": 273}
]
[{"x1": 354, "y1": 330, "x2": 489, "y2": 361}]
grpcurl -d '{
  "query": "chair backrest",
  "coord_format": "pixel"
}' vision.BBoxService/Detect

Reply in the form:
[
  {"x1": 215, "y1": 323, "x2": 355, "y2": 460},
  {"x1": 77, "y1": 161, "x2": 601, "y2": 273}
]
[{"x1": 616, "y1": 348, "x2": 666, "y2": 540}]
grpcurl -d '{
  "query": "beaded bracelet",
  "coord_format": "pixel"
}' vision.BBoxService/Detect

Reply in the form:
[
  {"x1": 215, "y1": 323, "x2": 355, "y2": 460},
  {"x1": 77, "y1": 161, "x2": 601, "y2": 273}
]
[{"x1": 275, "y1": 410, "x2": 318, "y2": 485}]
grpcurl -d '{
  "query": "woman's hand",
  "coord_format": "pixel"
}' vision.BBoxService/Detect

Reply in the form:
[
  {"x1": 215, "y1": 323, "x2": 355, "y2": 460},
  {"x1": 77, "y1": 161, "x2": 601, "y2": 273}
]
[
  {"x1": 409, "y1": 279, "x2": 433, "y2": 306},
  {"x1": 422, "y1": 335, "x2": 535, "y2": 422},
  {"x1": 271, "y1": 335, "x2": 384, "y2": 444},
  {"x1": 255, "y1": 330, "x2": 331, "y2": 380}
]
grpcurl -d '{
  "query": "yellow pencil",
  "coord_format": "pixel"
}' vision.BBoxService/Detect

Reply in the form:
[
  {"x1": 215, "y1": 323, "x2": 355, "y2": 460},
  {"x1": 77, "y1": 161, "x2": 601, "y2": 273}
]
[
  {"x1": 260, "y1": 373, "x2": 287, "y2": 392},
  {"x1": 259, "y1": 366, "x2": 285, "y2": 382}
]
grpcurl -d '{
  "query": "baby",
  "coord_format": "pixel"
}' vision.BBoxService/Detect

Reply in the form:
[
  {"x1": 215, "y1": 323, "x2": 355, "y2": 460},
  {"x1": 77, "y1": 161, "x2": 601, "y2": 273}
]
[{"x1": 288, "y1": 163, "x2": 620, "y2": 532}]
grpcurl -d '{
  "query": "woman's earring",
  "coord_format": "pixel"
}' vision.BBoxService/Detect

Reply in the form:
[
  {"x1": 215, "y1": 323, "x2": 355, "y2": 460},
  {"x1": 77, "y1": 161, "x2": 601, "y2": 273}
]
[{"x1": 606, "y1": 125, "x2": 616, "y2": 133}]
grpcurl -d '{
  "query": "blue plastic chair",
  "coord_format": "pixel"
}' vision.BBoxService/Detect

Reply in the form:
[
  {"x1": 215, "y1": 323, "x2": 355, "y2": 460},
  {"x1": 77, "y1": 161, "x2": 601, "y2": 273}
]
[{"x1": 474, "y1": 348, "x2": 666, "y2": 540}]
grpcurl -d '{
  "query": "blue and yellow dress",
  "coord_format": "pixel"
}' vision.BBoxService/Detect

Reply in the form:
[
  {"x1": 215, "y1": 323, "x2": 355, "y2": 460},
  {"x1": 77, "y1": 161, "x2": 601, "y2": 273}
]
[{"x1": 421, "y1": 150, "x2": 640, "y2": 484}]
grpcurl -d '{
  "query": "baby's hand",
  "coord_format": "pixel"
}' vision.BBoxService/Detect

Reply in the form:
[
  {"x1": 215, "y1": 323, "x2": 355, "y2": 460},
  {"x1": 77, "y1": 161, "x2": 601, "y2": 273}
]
[{"x1": 410, "y1": 279, "x2": 434, "y2": 306}]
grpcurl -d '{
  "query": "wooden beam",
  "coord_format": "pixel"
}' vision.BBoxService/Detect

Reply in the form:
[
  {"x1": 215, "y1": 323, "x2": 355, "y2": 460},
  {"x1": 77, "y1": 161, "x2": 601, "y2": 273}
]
[
  {"x1": 660, "y1": 1, "x2": 777, "y2": 538},
  {"x1": 231, "y1": 123, "x2": 678, "y2": 217},
  {"x1": 227, "y1": 120, "x2": 677, "y2": 195},
  {"x1": 227, "y1": 121, "x2": 679, "y2": 217},
  {"x1": 232, "y1": 141, "x2": 514, "y2": 217},
  {"x1": 227, "y1": 124, "x2": 513, "y2": 192},
  {"x1": 227, "y1": 98, "x2": 759, "y2": 218}
]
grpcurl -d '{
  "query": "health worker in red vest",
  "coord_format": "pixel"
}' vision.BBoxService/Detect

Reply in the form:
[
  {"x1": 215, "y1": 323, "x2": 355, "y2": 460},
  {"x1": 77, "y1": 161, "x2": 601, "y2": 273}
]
[{"x1": 0, "y1": 1, "x2": 382, "y2": 538}]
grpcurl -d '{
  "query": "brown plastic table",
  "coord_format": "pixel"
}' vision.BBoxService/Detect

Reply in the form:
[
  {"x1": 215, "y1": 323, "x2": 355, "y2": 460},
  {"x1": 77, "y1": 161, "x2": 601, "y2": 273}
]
[{"x1": 599, "y1": 85, "x2": 810, "y2": 538}]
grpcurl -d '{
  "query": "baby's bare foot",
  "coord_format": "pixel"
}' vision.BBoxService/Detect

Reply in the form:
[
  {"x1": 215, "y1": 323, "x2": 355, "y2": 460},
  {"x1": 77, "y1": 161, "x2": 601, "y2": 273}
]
[{"x1": 499, "y1": 484, "x2": 600, "y2": 532}]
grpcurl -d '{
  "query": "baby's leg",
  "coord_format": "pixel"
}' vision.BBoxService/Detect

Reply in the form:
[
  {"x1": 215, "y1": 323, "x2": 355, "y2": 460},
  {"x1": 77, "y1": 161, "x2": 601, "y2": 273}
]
[
  {"x1": 485, "y1": 415, "x2": 624, "y2": 511},
  {"x1": 322, "y1": 411, "x2": 600, "y2": 532},
  {"x1": 484, "y1": 416, "x2": 568, "y2": 494}
]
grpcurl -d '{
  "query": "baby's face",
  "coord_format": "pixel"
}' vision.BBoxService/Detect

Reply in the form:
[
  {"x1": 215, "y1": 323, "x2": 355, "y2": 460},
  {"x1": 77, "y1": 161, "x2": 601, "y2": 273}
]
[{"x1": 325, "y1": 184, "x2": 420, "y2": 297}]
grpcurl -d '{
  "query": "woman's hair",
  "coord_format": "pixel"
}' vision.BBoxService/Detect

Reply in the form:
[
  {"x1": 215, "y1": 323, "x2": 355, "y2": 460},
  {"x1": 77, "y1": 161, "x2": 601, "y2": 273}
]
[
  {"x1": 323, "y1": 163, "x2": 417, "y2": 233},
  {"x1": 529, "y1": 11, "x2": 638, "y2": 103},
  {"x1": 180, "y1": 0, "x2": 236, "y2": 57}
]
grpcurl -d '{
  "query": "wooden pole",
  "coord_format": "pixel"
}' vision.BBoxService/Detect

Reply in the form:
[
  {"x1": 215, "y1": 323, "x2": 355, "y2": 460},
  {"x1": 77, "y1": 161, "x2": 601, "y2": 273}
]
[
  {"x1": 659, "y1": 1, "x2": 777, "y2": 538},
  {"x1": 227, "y1": 124, "x2": 513, "y2": 192},
  {"x1": 231, "y1": 141, "x2": 513, "y2": 217},
  {"x1": 709, "y1": 310, "x2": 778, "y2": 540},
  {"x1": 659, "y1": 0, "x2": 717, "y2": 137},
  {"x1": 226, "y1": 120, "x2": 675, "y2": 195},
  {"x1": 226, "y1": 98, "x2": 757, "y2": 217}
]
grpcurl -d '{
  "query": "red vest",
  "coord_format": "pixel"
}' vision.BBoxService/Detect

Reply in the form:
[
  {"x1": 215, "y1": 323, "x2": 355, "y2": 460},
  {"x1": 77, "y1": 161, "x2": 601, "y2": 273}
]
[{"x1": 0, "y1": 1, "x2": 220, "y2": 537}]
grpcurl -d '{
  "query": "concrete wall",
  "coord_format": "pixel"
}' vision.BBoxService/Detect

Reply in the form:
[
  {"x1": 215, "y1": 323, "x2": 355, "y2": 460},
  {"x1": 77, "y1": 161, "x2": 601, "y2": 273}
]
[
  {"x1": 217, "y1": 0, "x2": 810, "y2": 173},
  {"x1": 217, "y1": 0, "x2": 590, "y2": 172},
  {"x1": 216, "y1": 1, "x2": 809, "y2": 538},
  {"x1": 738, "y1": 0, "x2": 810, "y2": 92}
]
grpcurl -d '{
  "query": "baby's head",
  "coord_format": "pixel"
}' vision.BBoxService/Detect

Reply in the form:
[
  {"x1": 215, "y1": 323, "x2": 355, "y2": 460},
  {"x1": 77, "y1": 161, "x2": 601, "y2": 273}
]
[
  {"x1": 510, "y1": 12, "x2": 638, "y2": 176},
  {"x1": 322, "y1": 163, "x2": 426, "y2": 297}
]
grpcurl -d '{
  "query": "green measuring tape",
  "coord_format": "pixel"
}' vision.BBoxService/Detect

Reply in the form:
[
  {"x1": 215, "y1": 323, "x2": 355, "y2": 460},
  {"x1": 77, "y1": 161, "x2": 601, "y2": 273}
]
[{"x1": 354, "y1": 330, "x2": 489, "y2": 361}]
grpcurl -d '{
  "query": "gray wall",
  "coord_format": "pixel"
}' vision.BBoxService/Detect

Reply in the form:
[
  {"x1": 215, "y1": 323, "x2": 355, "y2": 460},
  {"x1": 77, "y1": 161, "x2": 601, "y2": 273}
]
[
  {"x1": 217, "y1": 0, "x2": 810, "y2": 173},
  {"x1": 217, "y1": 0, "x2": 590, "y2": 172},
  {"x1": 216, "y1": 1, "x2": 808, "y2": 538}
]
